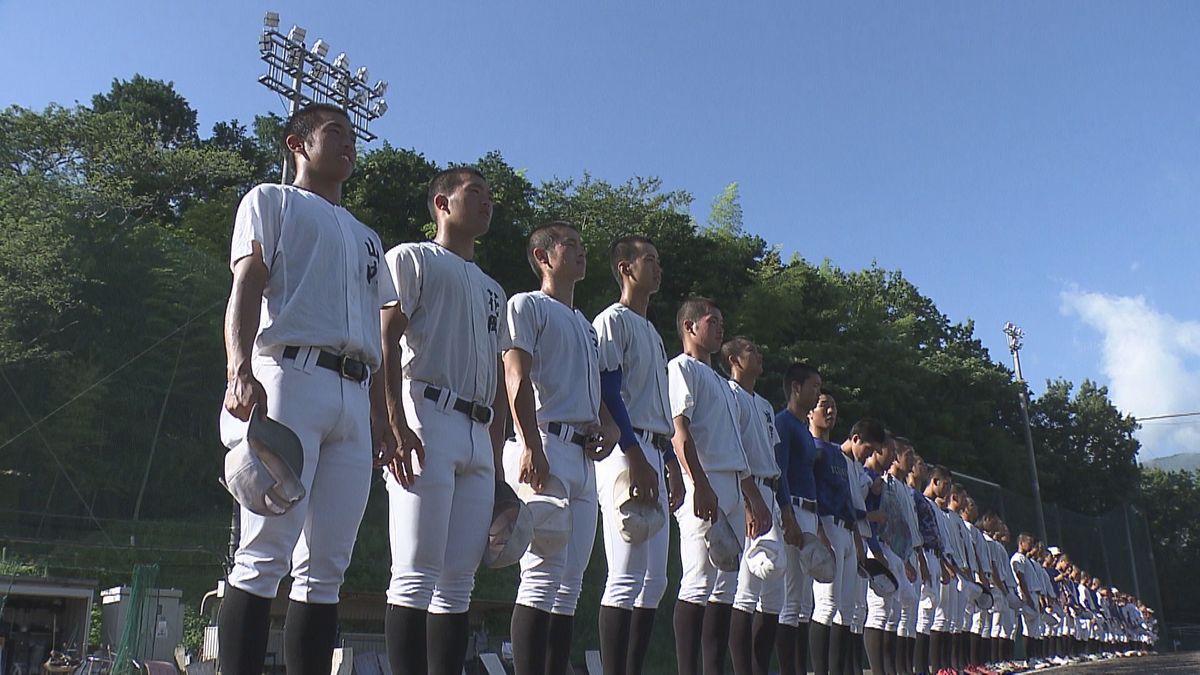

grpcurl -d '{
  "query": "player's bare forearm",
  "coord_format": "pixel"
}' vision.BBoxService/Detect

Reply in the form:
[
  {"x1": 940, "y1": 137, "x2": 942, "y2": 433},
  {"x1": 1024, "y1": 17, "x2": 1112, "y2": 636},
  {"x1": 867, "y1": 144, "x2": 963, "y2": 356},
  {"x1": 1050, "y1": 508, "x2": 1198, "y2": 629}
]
[
  {"x1": 503, "y1": 349, "x2": 541, "y2": 454},
  {"x1": 489, "y1": 355, "x2": 508, "y2": 474},
  {"x1": 379, "y1": 306, "x2": 411, "y2": 429},
  {"x1": 671, "y1": 417, "x2": 706, "y2": 487},
  {"x1": 224, "y1": 247, "x2": 268, "y2": 380}
]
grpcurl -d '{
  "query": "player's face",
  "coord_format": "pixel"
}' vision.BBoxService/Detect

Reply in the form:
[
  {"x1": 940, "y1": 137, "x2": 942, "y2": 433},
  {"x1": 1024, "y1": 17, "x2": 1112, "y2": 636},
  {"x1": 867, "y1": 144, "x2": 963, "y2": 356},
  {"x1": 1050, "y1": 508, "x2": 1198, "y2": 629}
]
[
  {"x1": 301, "y1": 112, "x2": 356, "y2": 182},
  {"x1": 690, "y1": 310, "x2": 724, "y2": 353},
  {"x1": 546, "y1": 230, "x2": 588, "y2": 282},
  {"x1": 895, "y1": 443, "x2": 914, "y2": 472},
  {"x1": 445, "y1": 174, "x2": 493, "y2": 236},
  {"x1": 626, "y1": 243, "x2": 662, "y2": 294},
  {"x1": 739, "y1": 341, "x2": 764, "y2": 379},
  {"x1": 810, "y1": 394, "x2": 837, "y2": 430},
  {"x1": 795, "y1": 373, "x2": 822, "y2": 411},
  {"x1": 852, "y1": 437, "x2": 880, "y2": 463}
]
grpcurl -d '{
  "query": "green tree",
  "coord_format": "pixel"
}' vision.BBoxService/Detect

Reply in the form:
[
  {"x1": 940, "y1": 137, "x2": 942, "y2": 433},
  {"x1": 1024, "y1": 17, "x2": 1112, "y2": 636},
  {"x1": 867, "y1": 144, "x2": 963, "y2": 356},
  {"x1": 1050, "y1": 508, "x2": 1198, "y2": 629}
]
[
  {"x1": 1136, "y1": 468, "x2": 1200, "y2": 624},
  {"x1": 92, "y1": 75, "x2": 199, "y2": 148}
]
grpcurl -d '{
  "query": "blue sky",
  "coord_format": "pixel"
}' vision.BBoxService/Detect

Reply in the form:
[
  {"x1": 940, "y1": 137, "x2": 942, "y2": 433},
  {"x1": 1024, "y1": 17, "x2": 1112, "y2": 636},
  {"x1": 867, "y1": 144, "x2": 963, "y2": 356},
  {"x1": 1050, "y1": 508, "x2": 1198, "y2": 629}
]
[{"x1": 4, "y1": 1, "x2": 1199, "y2": 457}]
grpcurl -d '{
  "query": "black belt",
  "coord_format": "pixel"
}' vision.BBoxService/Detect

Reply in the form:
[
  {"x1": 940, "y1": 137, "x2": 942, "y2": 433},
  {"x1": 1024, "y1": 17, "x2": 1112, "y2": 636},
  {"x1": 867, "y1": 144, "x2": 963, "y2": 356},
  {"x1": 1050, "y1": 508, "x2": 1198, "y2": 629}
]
[
  {"x1": 422, "y1": 385, "x2": 493, "y2": 425},
  {"x1": 282, "y1": 346, "x2": 368, "y2": 383},
  {"x1": 792, "y1": 497, "x2": 817, "y2": 513},
  {"x1": 757, "y1": 476, "x2": 780, "y2": 491},
  {"x1": 547, "y1": 422, "x2": 588, "y2": 448},
  {"x1": 634, "y1": 428, "x2": 672, "y2": 453},
  {"x1": 832, "y1": 515, "x2": 851, "y2": 530}
]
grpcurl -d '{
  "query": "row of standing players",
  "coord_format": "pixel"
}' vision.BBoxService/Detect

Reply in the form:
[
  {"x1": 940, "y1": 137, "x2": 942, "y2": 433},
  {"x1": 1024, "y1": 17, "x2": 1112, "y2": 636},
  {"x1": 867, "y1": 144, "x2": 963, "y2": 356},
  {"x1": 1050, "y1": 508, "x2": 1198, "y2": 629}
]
[{"x1": 216, "y1": 104, "x2": 1155, "y2": 675}]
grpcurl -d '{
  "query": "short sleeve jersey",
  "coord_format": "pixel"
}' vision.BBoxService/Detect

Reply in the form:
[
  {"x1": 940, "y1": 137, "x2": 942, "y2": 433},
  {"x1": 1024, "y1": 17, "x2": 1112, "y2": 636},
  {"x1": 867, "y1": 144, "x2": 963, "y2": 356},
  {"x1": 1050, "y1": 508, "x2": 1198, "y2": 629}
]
[
  {"x1": 505, "y1": 291, "x2": 600, "y2": 427},
  {"x1": 912, "y1": 491, "x2": 945, "y2": 554},
  {"x1": 667, "y1": 354, "x2": 748, "y2": 475},
  {"x1": 231, "y1": 184, "x2": 399, "y2": 369},
  {"x1": 775, "y1": 409, "x2": 818, "y2": 501},
  {"x1": 384, "y1": 242, "x2": 507, "y2": 404},
  {"x1": 729, "y1": 383, "x2": 782, "y2": 479},
  {"x1": 814, "y1": 438, "x2": 855, "y2": 522},
  {"x1": 593, "y1": 303, "x2": 672, "y2": 436}
]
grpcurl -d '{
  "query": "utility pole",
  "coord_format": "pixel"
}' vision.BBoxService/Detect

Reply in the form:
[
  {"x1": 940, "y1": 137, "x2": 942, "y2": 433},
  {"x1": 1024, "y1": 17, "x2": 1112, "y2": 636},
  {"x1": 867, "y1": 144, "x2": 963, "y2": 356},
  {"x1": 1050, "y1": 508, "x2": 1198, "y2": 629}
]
[{"x1": 1004, "y1": 322, "x2": 1049, "y2": 543}]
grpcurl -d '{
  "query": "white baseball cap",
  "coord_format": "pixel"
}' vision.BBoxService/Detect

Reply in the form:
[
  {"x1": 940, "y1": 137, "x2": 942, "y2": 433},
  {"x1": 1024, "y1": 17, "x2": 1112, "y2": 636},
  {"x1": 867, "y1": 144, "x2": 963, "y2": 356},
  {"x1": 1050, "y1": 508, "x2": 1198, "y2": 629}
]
[
  {"x1": 860, "y1": 558, "x2": 898, "y2": 597},
  {"x1": 959, "y1": 576, "x2": 984, "y2": 603},
  {"x1": 746, "y1": 537, "x2": 783, "y2": 581},
  {"x1": 483, "y1": 481, "x2": 533, "y2": 569},
  {"x1": 705, "y1": 510, "x2": 743, "y2": 572},
  {"x1": 613, "y1": 468, "x2": 666, "y2": 545},
  {"x1": 975, "y1": 586, "x2": 995, "y2": 610},
  {"x1": 517, "y1": 475, "x2": 571, "y2": 556},
  {"x1": 798, "y1": 534, "x2": 836, "y2": 583},
  {"x1": 1048, "y1": 546, "x2": 1062, "y2": 556},
  {"x1": 219, "y1": 406, "x2": 305, "y2": 517}
]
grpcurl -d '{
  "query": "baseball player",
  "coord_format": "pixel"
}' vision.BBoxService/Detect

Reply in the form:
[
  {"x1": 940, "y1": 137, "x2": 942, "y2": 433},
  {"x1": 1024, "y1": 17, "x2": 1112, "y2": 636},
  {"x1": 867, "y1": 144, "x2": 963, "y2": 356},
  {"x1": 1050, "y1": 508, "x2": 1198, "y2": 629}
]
[
  {"x1": 906, "y1": 455, "x2": 946, "y2": 675},
  {"x1": 667, "y1": 297, "x2": 768, "y2": 675},
  {"x1": 219, "y1": 103, "x2": 399, "y2": 675},
  {"x1": 380, "y1": 167, "x2": 509, "y2": 675},
  {"x1": 503, "y1": 221, "x2": 613, "y2": 675},
  {"x1": 773, "y1": 364, "x2": 824, "y2": 675},
  {"x1": 859, "y1": 435, "x2": 902, "y2": 675},
  {"x1": 840, "y1": 422, "x2": 879, "y2": 675},
  {"x1": 722, "y1": 337, "x2": 786, "y2": 675},
  {"x1": 880, "y1": 438, "x2": 923, "y2": 675},
  {"x1": 592, "y1": 235, "x2": 682, "y2": 675}
]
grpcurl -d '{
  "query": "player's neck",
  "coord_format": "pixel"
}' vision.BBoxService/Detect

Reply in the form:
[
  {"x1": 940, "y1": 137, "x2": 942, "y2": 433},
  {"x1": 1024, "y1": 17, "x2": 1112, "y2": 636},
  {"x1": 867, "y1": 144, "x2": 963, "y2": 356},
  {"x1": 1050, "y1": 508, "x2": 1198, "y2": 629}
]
[
  {"x1": 540, "y1": 275, "x2": 576, "y2": 307},
  {"x1": 731, "y1": 370, "x2": 757, "y2": 392},
  {"x1": 434, "y1": 227, "x2": 476, "y2": 260},
  {"x1": 291, "y1": 171, "x2": 343, "y2": 205},
  {"x1": 811, "y1": 425, "x2": 831, "y2": 441},
  {"x1": 618, "y1": 285, "x2": 652, "y2": 316},
  {"x1": 682, "y1": 342, "x2": 711, "y2": 365},
  {"x1": 786, "y1": 398, "x2": 809, "y2": 420}
]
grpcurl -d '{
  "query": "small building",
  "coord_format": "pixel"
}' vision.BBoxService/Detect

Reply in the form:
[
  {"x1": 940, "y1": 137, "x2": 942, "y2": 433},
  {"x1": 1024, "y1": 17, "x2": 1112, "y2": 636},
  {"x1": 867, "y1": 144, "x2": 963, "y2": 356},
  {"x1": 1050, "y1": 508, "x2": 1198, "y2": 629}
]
[{"x1": 0, "y1": 575, "x2": 96, "y2": 675}]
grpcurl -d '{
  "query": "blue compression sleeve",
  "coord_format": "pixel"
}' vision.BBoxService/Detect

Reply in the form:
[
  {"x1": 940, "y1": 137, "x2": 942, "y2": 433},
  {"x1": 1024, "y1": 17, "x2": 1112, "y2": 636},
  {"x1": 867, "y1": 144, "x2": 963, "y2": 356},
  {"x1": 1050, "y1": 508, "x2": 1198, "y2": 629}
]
[
  {"x1": 773, "y1": 441, "x2": 792, "y2": 510},
  {"x1": 600, "y1": 369, "x2": 640, "y2": 452}
]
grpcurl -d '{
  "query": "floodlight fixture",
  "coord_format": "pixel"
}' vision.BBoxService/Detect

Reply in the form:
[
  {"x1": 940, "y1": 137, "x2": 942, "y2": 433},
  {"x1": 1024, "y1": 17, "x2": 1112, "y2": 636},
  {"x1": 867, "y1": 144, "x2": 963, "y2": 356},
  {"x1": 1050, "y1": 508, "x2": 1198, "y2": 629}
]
[
  {"x1": 372, "y1": 80, "x2": 388, "y2": 97},
  {"x1": 333, "y1": 52, "x2": 349, "y2": 71},
  {"x1": 355, "y1": 66, "x2": 369, "y2": 83},
  {"x1": 287, "y1": 25, "x2": 306, "y2": 45},
  {"x1": 372, "y1": 100, "x2": 388, "y2": 116},
  {"x1": 264, "y1": 11, "x2": 280, "y2": 28},
  {"x1": 311, "y1": 39, "x2": 329, "y2": 59}
]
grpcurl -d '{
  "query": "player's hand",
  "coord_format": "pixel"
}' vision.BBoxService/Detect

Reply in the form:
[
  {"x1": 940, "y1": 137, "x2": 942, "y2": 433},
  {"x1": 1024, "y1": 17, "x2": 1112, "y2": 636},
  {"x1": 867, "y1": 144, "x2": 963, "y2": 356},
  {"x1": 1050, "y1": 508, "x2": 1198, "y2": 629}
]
[
  {"x1": 624, "y1": 445, "x2": 659, "y2": 503},
  {"x1": 371, "y1": 412, "x2": 398, "y2": 468},
  {"x1": 519, "y1": 443, "x2": 550, "y2": 492},
  {"x1": 583, "y1": 422, "x2": 617, "y2": 462},
  {"x1": 866, "y1": 510, "x2": 887, "y2": 525},
  {"x1": 224, "y1": 372, "x2": 267, "y2": 421},
  {"x1": 782, "y1": 509, "x2": 803, "y2": 547},
  {"x1": 386, "y1": 422, "x2": 425, "y2": 489},
  {"x1": 692, "y1": 477, "x2": 718, "y2": 523},
  {"x1": 666, "y1": 461, "x2": 686, "y2": 512},
  {"x1": 905, "y1": 561, "x2": 918, "y2": 583},
  {"x1": 744, "y1": 490, "x2": 771, "y2": 539},
  {"x1": 817, "y1": 522, "x2": 832, "y2": 549}
]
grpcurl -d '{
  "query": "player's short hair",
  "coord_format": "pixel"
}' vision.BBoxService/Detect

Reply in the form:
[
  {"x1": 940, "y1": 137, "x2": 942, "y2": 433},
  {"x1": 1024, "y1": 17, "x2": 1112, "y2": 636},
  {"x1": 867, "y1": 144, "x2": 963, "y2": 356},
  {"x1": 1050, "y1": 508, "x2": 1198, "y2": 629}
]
[
  {"x1": 676, "y1": 296, "x2": 719, "y2": 336},
  {"x1": 526, "y1": 221, "x2": 579, "y2": 278},
  {"x1": 1018, "y1": 532, "x2": 1035, "y2": 545},
  {"x1": 893, "y1": 436, "x2": 913, "y2": 450},
  {"x1": 782, "y1": 363, "x2": 821, "y2": 400},
  {"x1": 848, "y1": 417, "x2": 887, "y2": 445},
  {"x1": 282, "y1": 103, "x2": 351, "y2": 172},
  {"x1": 609, "y1": 235, "x2": 654, "y2": 284},
  {"x1": 928, "y1": 464, "x2": 951, "y2": 481},
  {"x1": 719, "y1": 336, "x2": 753, "y2": 375},
  {"x1": 427, "y1": 166, "x2": 487, "y2": 221}
]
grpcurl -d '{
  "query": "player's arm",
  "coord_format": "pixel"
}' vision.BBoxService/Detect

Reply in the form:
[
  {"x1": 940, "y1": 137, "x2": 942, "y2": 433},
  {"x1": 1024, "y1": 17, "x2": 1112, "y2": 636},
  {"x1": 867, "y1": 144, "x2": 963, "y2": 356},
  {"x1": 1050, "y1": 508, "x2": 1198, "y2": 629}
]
[
  {"x1": 600, "y1": 368, "x2": 659, "y2": 501},
  {"x1": 503, "y1": 347, "x2": 548, "y2": 491},
  {"x1": 224, "y1": 242, "x2": 269, "y2": 420},
  {"x1": 740, "y1": 473, "x2": 771, "y2": 538},
  {"x1": 378, "y1": 305, "x2": 424, "y2": 487},
  {"x1": 672, "y1": 415, "x2": 717, "y2": 522},
  {"x1": 489, "y1": 355, "x2": 509, "y2": 478}
]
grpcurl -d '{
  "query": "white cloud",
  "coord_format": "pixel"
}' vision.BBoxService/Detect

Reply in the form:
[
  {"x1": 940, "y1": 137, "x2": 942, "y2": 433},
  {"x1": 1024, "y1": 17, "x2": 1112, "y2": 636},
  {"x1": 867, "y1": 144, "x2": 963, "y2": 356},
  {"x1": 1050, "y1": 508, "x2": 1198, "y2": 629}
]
[{"x1": 1060, "y1": 290, "x2": 1200, "y2": 460}]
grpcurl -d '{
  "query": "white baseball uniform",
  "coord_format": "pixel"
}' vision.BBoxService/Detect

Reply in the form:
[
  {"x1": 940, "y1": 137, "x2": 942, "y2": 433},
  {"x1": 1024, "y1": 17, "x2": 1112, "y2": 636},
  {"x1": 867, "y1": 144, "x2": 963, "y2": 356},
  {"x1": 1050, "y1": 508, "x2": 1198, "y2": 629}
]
[
  {"x1": 503, "y1": 291, "x2": 601, "y2": 616},
  {"x1": 226, "y1": 184, "x2": 398, "y2": 604},
  {"x1": 846, "y1": 456, "x2": 871, "y2": 633},
  {"x1": 668, "y1": 353, "x2": 749, "y2": 606},
  {"x1": 593, "y1": 302, "x2": 673, "y2": 611},
  {"x1": 382, "y1": 242, "x2": 508, "y2": 614},
  {"x1": 728, "y1": 382, "x2": 784, "y2": 616}
]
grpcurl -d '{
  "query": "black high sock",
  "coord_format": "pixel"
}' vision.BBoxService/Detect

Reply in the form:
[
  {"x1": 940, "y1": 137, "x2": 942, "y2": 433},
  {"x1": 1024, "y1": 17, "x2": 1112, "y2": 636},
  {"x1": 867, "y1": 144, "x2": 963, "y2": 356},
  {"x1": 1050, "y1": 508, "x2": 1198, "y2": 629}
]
[
  {"x1": 547, "y1": 613, "x2": 575, "y2": 675},
  {"x1": 928, "y1": 630, "x2": 944, "y2": 672},
  {"x1": 914, "y1": 634, "x2": 930, "y2": 675},
  {"x1": 969, "y1": 632, "x2": 981, "y2": 666},
  {"x1": 217, "y1": 586, "x2": 273, "y2": 675},
  {"x1": 796, "y1": 622, "x2": 810, "y2": 675},
  {"x1": 730, "y1": 609, "x2": 755, "y2": 675},
  {"x1": 847, "y1": 630, "x2": 862, "y2": 675},
  {"x1": 627, "y1": 607, "x2": 657, "y2": 675},
  {"x1": 902, "y1": 636, "x2": 916, "y2": 675},
  {"x1": 776, "y1": 624, "x2": 798, "y2": 675},
  {"x1": 283, "y1": 600, "x2": 338, "y2": 675},
  {"x1": 511, "y1": 605, "x2": 550, "y2": 675},
  {"x1": 863, "y1": 628, "x2": 886, "y2": 675},
  {"x1": 702, "y1": 602, "x2": 734, "y2": 674},
  {"x1": 599, "y1": 606, "x2": 632, "y2": 675},
  {"x1": 674, "y1": 601, "x2": 706, "y2": 675},
  {"x1": 827, "y1": 624, "x2": 846, "y2": 675},
  {"x1": 882, "y1": 630, "x2": 896, "y2": 675},
  {"x1": 428, "y1": 612, "x2": 469, "y2": 675},
  {"x1": 385, "y1": 605, "x2": 427, "y2": 675},
  {"x1": 751, "y1": 613, "x2": 778, "y2": 675},
  {"x1": 808, "y1": 622, "x2": 831, "y2": 675}
]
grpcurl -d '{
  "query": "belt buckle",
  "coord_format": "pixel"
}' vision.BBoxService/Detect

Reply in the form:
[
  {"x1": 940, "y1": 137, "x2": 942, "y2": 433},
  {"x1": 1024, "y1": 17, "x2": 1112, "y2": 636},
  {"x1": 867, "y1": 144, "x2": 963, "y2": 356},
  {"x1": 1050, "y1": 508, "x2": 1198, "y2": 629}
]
[
  {"x1": 337, "y1": 354, "x2": 353, "y2": 380},
  {"x1": 470, "y1": 402, "x2": 493, "y2": 426}
]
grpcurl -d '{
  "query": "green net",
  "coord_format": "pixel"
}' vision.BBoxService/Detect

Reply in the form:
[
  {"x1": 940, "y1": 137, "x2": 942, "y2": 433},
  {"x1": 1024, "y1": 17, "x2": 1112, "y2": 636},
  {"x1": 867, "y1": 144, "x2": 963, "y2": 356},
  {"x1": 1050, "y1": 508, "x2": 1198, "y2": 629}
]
[{"x1": 113, "y1": 563, "x2": 160, "y2": 675}]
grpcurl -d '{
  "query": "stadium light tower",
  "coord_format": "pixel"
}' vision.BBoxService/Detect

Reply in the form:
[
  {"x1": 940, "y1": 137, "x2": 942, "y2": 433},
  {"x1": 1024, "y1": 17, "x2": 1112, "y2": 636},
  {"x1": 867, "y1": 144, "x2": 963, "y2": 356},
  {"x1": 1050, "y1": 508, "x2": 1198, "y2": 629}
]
[
  {"x1": 1004, "y1": 322, "x2": 1049, "y2": 543},
  {"x1": 257, "y1": 11, "x2": 389, "y2": 183}
]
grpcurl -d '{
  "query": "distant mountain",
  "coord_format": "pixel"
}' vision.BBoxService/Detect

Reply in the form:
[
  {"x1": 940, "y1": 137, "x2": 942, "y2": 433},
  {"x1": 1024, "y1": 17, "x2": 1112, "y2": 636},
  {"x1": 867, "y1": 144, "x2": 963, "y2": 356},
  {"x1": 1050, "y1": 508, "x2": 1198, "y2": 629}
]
[{"x1": 1144, "y1": 452, "x2": 1200, "y2": 473}]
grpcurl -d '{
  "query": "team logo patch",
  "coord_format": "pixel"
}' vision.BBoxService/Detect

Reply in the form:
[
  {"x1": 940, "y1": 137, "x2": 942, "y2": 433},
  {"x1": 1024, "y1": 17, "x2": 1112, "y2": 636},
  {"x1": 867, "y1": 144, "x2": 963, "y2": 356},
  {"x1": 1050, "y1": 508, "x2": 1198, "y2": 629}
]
[
  {"x1": 364, "y1": 239, "x2": 379, "y2": 283},
  {"x1": 486, "y1": 288, "x2": 501, "y2": 333}
]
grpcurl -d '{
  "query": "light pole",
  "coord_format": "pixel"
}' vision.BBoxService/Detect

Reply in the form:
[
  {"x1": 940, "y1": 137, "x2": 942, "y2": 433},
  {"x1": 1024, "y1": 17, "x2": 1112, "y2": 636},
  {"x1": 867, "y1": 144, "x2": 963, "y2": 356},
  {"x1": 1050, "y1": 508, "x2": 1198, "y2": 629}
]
[
  {"x1": 257, "y1": 11, "x2": 389, "y2": 183},
  {"x1": 1004, "y1": 322, "x2": 1049, "y2": 543}
]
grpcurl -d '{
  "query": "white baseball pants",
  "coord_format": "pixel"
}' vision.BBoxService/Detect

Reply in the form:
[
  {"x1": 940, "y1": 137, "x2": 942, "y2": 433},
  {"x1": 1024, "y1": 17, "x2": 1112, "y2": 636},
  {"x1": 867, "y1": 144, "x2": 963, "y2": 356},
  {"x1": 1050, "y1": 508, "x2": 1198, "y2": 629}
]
[
  {"x1": 733, "y1": 481, "x2": 785, "y2": 615},
  {"x1": 676, "y1": 471, "x2": 744, "y2": 606},
  {"x1": 778, "y1": 504, "x2": 818, "y2": 627},
  {"x1": 595, "y1": 432, "x2": 669, "y2": 610},
  {"x1": 811, "y1": 515, "x2": 856, "y2": 627}
]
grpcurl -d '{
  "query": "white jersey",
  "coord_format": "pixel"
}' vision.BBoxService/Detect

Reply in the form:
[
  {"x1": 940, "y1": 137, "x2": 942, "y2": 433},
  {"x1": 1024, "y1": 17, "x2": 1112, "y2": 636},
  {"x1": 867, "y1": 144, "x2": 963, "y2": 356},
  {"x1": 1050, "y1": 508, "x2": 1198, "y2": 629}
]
[
  {"x1": 1010, "y1": 551, "x2": 1037, "y2": 600},
  {"x1": 505, "y1": 291, "x2": 600, "y2": 427},
  {"x1": 939, "y1": 509, "x2": 967, "y2": 569},
  {"x1": 885, "y1": 473, "x2": 922, "y2": 563},
  {"x1": 728, "y1": 383, "x2": 781, "y2": 479},
  {"x1": 964, "y1": 521, "x2": 988, "y2": 576},
  {"x1": 667, "y1": 354, "x2": 748, "y2": 475},
  {"x1": 231, "y1": 184, "x2": 398, "y2": 369},
  {"x1": 593, "y1": 303, "x2": 671, "y2": 436},
  {"x1": 848, "y1": 456, "x2": 872, "y2": 538},
  {"x1": 384, "y1": 242, "x2": 507, "y2": 404}
]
